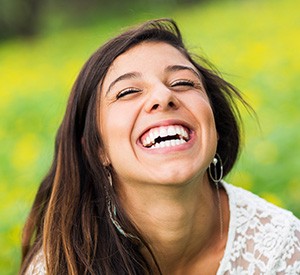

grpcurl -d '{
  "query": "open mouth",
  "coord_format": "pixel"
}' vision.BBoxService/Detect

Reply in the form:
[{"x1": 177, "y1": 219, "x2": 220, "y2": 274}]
[{"x1": 140, "y1": 125, "x2": 191, "y2": 149}]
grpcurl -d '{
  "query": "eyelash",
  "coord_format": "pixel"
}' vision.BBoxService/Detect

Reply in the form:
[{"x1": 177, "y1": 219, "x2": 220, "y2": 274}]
[
  {"x1": 116, "y1": 88, "x2": 141, "y2": 99},
  {"x1": 171, "y1": 79, "x2": 196, "y2": 87},
  {"x1": 116, "y1": 79, "x2": 198, "y2": 99}
]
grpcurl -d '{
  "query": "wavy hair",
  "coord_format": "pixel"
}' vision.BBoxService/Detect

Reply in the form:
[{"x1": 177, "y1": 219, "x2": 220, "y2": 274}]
[{"x1": 20, "y1": 18, "x2": 249, "y2": 274}]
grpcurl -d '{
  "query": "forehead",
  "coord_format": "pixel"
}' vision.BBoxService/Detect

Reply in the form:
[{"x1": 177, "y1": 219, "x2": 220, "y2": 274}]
[{"x1": 102, "y1": 42, "x2": 195, "y2": 85}]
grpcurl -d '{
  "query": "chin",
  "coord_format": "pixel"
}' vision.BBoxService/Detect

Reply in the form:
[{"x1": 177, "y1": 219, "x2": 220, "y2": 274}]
[{"x1": 149, "y1": 169, "x2": 202, "y2": 186}]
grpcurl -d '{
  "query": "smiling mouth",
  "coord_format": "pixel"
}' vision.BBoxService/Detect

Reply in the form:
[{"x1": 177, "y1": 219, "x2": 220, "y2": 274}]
[{"x1": 140, "y1": 125, "x2": 191, "y2": 149}]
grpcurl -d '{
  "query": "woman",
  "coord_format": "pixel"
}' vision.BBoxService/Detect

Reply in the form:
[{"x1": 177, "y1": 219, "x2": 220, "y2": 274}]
[{"x1": 20, "y1": 19, "x2": 300, "y2": 274}]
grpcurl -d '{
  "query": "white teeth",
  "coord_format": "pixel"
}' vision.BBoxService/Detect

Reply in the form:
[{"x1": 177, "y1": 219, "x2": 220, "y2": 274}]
[
  {"x1": 149, "y1": 139, "x2": 187, "y2": 149},
  {"x1": 146, "y1": 136, "x2": 151, "y2": 145},
  {"x1": 167, "y1": 125, "x2": 176, "y2": 136},
  {"x1": 142, "y1": 124, "x2": 190, "y2": 147},
  {"x1": 180, "y1": 127, "x2": 189, "y2": 140},
  {"x1": 153, "y1": 129, "x2": 159, "y2": 140},
  {"x1": 182, "y1": 130, "x2": 188, "y2": 140},
  {"x1": 160, "y1": 127, "x2": 168, "y2": 137},
  {"x1": 149, "y1": 131, "x2": 155, "y2": 142}
]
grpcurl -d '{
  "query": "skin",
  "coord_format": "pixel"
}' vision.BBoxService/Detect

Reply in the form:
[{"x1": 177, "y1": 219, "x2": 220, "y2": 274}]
[{"x1": 99, "y1": 42, "x2": 229, "y2": 274}]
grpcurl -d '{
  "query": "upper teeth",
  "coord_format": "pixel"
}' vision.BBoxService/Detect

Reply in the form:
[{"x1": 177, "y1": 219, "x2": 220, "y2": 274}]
[{"x1": 142, "y1": 125, "x2": 189, "y2": 148}]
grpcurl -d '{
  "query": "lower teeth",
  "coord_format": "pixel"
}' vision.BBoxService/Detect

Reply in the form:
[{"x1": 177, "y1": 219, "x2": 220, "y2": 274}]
[{"x1": 151, "y1": 139, "x2": 186, "y2": 148}]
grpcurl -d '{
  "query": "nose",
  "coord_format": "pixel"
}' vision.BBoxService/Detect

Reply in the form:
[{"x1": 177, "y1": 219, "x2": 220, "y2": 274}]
[{"x1": 144, "y1": 86, "x2": 179, "y2": 113}]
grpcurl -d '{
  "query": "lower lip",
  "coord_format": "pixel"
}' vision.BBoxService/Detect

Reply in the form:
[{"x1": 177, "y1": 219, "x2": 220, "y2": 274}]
[{"x1": 138, "y1": 131, "x2": 196, "y2": 154}]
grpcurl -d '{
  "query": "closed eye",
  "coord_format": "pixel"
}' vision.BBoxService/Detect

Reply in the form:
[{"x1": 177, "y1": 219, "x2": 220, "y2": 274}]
[
  {"x1": 171, "y1": 79, "x2": 196, "y2": 88},
  {"x1": 116, "y1": 88, "x2": 141, "y2": 99}
]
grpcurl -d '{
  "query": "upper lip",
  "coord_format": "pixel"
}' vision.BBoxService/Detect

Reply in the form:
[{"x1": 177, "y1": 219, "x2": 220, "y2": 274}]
[{"x1": 137, "y1": 119, "x2": 194, "y2": 145}]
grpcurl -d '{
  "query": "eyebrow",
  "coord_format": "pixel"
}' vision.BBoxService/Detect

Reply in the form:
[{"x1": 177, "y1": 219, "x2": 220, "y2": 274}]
[
  {"x1": 165, "y1": 65, "x2": 201, "y2": 79},
  {"x1": 106, "y1": 72, "x2": 141, "y2": 95}
]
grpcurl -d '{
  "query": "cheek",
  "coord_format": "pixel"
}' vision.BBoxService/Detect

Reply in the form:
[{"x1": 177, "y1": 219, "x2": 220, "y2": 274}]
[
  {"x1": 99, "y1": 105, "x2": 137, "y2": 155},
  {"x1": 190, "y1": 95, "x2": 218, "y2": 144},
  {"x1": 186, "y1": 93, "x2": 215, "y2": 123},
  {"x1": 204, "y1": 106, "x2": 218, "y2": 141}
]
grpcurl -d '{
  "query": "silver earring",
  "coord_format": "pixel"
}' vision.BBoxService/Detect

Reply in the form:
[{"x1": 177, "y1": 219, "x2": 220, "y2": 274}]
[
  {"x1": 107, "y1": 170, "x2": 113, "y2": 186},
  {"x1": 208, "y1": 153, "x2": 224, "y2": 239},
  {"x1": 105, "y1": 170, "x2": 140, "y2": 241},
  {"x1": 208, "y1": 153, "x2": 223, "y2": 183}
]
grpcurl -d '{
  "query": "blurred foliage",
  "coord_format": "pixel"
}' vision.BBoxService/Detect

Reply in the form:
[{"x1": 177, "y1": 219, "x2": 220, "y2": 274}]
[
  {"x1": 0, "y1": 0, "x2": 43, "y2": 39},
  {"x1": 0, "y1": 0, "x2": 200, "y2": 40},
  {"x1": 1, "y1": 0, "x2": 300, "y2": 273}
]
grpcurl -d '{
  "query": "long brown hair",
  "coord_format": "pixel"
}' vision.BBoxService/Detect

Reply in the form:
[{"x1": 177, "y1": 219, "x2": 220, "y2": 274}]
[{"x1": 20, "y1": 18, "x2": 248, "y2": 274}]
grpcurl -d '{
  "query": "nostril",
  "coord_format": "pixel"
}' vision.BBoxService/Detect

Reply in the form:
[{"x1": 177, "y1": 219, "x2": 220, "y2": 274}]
[
  {"x1": 152, "y1": 104, "x2": 159, "y2": 110},
  {"x1": 147, "y1": 97, "x2": 178, "y2": 112},
  {"x1": 168, "y1": 101, "x2": 176, "y2": 108}
]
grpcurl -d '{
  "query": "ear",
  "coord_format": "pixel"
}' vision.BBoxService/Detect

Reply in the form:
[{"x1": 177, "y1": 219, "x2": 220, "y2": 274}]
[{"x1": 99, "y1": 147, "x2": 111, "y2": 167}]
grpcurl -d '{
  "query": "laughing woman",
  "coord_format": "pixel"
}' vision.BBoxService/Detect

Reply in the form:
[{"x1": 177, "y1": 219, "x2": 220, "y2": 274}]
[{"x1": 20, "y1": 19, "x2": 300, "y2": 275}]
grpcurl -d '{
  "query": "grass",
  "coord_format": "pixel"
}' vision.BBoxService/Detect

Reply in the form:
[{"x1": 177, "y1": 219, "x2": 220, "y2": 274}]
[{"x1": 1, "y1": 0, "x2": 299, "y2": 273}]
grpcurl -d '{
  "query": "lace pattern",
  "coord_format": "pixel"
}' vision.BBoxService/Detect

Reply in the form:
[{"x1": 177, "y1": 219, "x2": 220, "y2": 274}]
[
  {"x1": 25, "y1": 182, "x2": 300, "y2": 274},
  {"x1": 25, "y1": 250, "x2": 46, "y2": 275},
  {"x1": 218, "y1": 182, "x2": 300, "y2": 275}
]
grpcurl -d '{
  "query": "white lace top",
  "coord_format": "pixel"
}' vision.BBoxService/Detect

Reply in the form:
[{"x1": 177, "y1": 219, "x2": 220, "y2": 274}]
[
  {"x1": 218, "y1": 182, "x2": 300, "y2": 275},
  {"x1": 26, "y1": 182, "x2": 300, "y2": 274}
]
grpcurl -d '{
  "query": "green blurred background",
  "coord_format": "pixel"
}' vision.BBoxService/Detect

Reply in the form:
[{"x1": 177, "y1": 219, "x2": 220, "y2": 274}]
[{"x1": 1, "y1": 0, "x2": 299, "y2": 273}]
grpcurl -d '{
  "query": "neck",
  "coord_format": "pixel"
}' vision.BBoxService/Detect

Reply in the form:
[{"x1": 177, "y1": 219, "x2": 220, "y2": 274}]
[{"x1": 118, "y1": 174, "x2": 228, "y2": 274}]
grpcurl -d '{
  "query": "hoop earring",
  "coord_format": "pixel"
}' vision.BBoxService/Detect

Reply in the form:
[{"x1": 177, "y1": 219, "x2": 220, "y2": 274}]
[
  {"x1": 208, "y1": 153, "x2": 224, "y2": 239},
  {"x1": 208, "y1": 153, "x2": 223, "y2": 183},
  {"x1": 105, "y1": 170, "x2": 140, "y2": 241}
]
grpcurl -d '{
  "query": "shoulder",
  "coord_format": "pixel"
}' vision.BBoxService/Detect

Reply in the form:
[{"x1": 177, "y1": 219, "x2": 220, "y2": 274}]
[
  {"x1": 221, "y1": 182, "x2": 300, "y2": 274},
  {"x1": 224, "y1": 181, "x2": 300, "y2": 227}
]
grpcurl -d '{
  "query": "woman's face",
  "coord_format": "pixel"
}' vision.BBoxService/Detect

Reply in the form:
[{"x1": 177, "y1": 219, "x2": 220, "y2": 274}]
[{"x1": 99, "y1": 42, "x2": 217, "y2": 187}]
